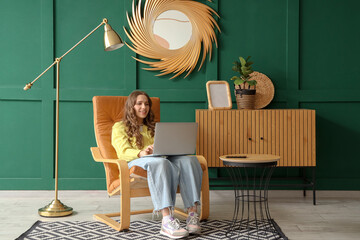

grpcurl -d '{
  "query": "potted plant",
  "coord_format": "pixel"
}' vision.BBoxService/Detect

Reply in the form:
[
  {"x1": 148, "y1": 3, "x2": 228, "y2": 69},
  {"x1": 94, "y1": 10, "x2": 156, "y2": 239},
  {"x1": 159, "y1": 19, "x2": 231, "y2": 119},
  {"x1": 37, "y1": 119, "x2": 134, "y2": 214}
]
[{"x1": 230, "y1": 56, "x2": 257, "y2": 109}]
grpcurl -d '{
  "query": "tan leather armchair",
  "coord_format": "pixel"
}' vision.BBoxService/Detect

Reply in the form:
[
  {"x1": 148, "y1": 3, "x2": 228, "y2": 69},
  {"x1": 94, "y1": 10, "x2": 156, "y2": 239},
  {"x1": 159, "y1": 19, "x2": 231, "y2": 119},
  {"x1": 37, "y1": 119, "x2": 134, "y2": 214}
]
[{"x1": 90, "y1": 96, "x2": 209, "y2": 231}]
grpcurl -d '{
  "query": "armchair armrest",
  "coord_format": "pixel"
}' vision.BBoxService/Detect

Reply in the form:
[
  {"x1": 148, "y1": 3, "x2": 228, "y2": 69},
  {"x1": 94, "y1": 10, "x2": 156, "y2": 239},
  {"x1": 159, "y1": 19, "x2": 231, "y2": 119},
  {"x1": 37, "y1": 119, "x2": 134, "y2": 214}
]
[
  {"x1": 90, "y1": 147, "x2": 130, "y2": 195},
  {"x1": 90, "y1": 147, "x2": 119, "y2": 163},
  {"x1": 195, "y1": 155, "x2": 207, "y2": 171},
  {"x1": 90, "y1": 147, "x2": 147, "y2": 179}
]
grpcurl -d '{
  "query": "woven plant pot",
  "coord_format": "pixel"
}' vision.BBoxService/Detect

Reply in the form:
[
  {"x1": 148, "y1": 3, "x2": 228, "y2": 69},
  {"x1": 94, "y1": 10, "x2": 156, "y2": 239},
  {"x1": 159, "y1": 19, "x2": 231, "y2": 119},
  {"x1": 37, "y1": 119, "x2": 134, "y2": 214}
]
[{"x1": 235, "y1": 88, "x2": 256, "y2": 109}]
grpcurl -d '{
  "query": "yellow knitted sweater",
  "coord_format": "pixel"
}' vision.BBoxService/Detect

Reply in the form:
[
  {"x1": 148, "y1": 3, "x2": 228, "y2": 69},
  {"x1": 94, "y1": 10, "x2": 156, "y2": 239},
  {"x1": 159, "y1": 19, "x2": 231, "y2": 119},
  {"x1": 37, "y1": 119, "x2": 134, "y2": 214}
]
[{"x1": 111, "y1": 121, "x2": 154, "y2": 162}]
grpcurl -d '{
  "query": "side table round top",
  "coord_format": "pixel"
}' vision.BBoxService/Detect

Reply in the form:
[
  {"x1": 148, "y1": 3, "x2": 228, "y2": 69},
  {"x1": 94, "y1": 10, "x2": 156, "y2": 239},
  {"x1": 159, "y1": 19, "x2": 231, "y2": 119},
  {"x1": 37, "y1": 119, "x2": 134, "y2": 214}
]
[{"x1": 220, "y1": 154, "x2": 280, "y2": 164}]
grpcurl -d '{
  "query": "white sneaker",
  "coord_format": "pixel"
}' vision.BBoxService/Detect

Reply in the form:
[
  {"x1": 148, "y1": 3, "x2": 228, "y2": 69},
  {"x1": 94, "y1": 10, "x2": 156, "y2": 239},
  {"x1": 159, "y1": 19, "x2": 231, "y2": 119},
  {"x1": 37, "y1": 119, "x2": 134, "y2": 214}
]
[
  {"x1": 160, "y1": 217, "x2": 189, "y2": 239},
  {"x1": 186, "y1": 212, "x2": 201, "y2": 234}
]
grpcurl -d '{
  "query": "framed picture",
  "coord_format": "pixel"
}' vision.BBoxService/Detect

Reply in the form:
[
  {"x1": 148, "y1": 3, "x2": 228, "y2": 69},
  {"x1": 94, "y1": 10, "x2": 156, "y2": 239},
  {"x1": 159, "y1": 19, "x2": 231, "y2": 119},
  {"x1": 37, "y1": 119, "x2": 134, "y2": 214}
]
[{"x1": 206, "y1": 81, "x2": 232, "y2": 110}]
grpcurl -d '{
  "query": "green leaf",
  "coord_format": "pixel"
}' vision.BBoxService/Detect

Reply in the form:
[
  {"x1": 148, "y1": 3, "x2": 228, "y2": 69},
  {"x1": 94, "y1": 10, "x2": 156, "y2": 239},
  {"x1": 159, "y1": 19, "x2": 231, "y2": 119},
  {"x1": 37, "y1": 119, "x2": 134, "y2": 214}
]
[
  {"x1": 230, "y1": 76, "x2": 240, "y2": 81},
  {"x1": 232, "y1": 61, "x2": 241, "y2": 72},
  {"x1": 239, "y1": 57, "x2": 246, "y2": 66},
  {"x1": 243, "y1": 69, "x2": 253, "y2": 76},
  {"x1": 246, "y1": 56, "x2": 251, "y2": 62},
  {"x1": 241, "y1": 67, "x2": 253, "y2": 77},
  {"x1": 241, "y1": 66, "x2": 249, "y2": 72},
  {"x1": 234, "y1": 79, "x2": 245, "y2": 85}
]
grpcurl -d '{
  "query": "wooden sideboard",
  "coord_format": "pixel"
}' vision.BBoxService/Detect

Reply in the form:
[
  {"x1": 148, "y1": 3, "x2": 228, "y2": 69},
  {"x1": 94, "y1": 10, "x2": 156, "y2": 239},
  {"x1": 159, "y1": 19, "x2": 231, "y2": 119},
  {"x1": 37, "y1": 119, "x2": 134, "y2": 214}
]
[{"x1": 195, "y1": 109, "x2": 316, "y2": 168}]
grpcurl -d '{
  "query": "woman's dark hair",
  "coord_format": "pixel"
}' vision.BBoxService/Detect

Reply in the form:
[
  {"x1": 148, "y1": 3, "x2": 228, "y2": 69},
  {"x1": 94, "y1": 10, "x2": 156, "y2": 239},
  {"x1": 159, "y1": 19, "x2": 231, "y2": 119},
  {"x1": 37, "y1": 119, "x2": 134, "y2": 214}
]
[{"x1": 122, "y1": 90, "x2": 155, "y2": 149}]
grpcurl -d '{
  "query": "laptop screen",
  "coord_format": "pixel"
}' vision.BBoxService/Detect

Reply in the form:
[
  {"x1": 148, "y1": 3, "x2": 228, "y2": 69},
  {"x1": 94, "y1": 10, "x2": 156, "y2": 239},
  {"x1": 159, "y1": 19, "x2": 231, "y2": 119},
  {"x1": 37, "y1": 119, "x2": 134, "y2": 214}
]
[{"x1": 152, "y1": 122, "x2": 198, "y2": 156}]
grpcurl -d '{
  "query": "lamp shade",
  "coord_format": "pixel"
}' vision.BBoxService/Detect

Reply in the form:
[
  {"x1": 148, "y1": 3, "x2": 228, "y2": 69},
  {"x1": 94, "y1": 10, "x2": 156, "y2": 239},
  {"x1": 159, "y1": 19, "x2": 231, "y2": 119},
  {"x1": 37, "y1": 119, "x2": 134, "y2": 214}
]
[{"x1": 104, "y1": 23, "x2": 124, "y2": 51}]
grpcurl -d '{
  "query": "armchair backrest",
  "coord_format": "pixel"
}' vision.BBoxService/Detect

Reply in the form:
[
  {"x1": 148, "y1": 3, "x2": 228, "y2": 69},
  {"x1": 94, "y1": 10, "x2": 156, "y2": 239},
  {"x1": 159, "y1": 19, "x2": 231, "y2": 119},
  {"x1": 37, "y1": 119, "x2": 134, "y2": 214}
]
[{"x1": 92, "y1": 96, "x2": 160, "y2": 192}]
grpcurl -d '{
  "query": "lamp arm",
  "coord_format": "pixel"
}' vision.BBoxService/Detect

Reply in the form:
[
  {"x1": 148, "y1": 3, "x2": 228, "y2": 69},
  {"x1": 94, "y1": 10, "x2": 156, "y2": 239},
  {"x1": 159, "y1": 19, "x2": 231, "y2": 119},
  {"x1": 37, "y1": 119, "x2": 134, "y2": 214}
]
[
  {"x1": 24, "y1": 18, "x2": 109, "y2": 90},
  {"x1": 59, "y1": 18, "x2": 107, "y2": 60},
  {"x1": 24, "y1": 60, "x2": 57, "y2": 90}
]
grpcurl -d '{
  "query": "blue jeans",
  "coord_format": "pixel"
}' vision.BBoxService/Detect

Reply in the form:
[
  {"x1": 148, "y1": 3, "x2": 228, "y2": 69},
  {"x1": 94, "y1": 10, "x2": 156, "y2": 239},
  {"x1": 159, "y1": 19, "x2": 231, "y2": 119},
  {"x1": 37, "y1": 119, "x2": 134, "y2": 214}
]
[{"x1": 127, "y1": 155, "x2": 203, "y2": 211}]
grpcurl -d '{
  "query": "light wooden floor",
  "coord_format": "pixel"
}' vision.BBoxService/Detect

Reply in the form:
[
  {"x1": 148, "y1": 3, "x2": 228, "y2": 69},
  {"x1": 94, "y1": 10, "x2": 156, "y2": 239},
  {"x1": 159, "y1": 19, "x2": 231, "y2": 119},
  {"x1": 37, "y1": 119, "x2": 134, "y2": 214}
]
[{"x1": 1, "y1": 190, "x2": 360, "y2": 240}]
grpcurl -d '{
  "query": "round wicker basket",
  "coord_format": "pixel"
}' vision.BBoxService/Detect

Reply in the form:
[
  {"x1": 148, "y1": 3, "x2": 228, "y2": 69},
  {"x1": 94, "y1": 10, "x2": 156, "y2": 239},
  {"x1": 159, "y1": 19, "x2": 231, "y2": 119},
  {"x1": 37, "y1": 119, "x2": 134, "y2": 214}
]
[
  {"x1": 250, "y1": 71, "x2": 275, "y2": 109},
  {"x1": 234, "y1": 71, "x2": 274, "y2": 109}
]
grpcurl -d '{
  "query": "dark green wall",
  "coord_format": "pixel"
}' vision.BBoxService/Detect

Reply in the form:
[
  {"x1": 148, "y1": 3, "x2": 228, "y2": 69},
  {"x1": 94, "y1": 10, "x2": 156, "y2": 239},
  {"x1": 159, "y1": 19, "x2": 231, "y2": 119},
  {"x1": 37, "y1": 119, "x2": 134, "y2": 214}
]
[{"x1": 1, "y1": 0, "x2": 359, "y2": 190}]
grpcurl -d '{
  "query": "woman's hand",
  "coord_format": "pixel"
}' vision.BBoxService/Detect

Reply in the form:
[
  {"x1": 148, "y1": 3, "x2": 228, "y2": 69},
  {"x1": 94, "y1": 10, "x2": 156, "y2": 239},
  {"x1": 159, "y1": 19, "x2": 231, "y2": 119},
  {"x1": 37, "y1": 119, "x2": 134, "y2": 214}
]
[
  {"x1": 138, "y1": 145, "x2": 154, "y2": 157},
  {"x1": 144, "y1": 145, "x2": 153, "y2": 154}
]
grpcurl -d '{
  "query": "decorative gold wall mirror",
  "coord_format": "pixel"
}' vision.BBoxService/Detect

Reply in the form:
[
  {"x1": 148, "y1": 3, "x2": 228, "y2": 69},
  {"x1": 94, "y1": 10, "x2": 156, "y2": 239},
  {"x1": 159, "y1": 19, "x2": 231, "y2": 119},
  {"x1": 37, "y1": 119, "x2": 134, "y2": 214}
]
[
  {"x1": 153, "y1": 10, "x2": 192, "y2": 50},
  {"x1": 124, "y1": 0, "x2": 220, "y2": 79}
]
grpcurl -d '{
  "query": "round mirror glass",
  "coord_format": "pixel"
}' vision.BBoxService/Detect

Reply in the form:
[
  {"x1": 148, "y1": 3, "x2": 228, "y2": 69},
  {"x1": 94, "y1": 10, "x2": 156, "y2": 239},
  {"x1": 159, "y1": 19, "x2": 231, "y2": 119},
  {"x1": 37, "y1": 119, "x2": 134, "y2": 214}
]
[{"x1": 153, "y1": 10, "x2": 192, "y2": 50}]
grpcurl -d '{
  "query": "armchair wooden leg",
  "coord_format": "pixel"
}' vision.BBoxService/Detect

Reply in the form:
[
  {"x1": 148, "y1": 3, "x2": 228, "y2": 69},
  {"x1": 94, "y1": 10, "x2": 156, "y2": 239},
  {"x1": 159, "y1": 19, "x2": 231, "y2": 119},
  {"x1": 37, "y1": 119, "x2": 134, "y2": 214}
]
[
  {"x1": 93, "y1": 191, "x2": 131, "y2": 231},
  {"x1": 196, "y1": 155, "x2": 210, "y2": 221},
  {"x1": 119, "y1": 160, "x2": 131, "y2": 230},
  {"x1": 93, "y1": 212, "x2": 124, "y2": 231},
  {"x1": 120, "y1": 190, "x2": 131, "y2": 230},
  {"x1": 200, "y1": 166, "x2": 209, "y2": 220},
  {"x1": 93, "y1": 208, "x2": 154, "y2": 232},
  {"x1": 93, "y1": 160, "x2": 132, "y2": 231}
]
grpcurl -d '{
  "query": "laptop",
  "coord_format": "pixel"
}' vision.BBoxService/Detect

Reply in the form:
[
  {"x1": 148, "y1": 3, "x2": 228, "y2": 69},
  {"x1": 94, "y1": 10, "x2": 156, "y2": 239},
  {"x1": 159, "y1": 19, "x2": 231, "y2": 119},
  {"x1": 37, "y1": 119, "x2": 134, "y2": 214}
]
[{"x1": 143, "y1": 122, "x2": 198, "y2": 157}]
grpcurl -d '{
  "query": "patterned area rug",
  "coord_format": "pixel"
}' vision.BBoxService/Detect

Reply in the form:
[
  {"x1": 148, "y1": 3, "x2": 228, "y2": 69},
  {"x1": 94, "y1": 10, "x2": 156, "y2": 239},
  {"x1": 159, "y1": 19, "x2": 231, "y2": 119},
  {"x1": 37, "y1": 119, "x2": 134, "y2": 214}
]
[{"x1": 17, "y1": 219, "x2": 288, "y2": 240}]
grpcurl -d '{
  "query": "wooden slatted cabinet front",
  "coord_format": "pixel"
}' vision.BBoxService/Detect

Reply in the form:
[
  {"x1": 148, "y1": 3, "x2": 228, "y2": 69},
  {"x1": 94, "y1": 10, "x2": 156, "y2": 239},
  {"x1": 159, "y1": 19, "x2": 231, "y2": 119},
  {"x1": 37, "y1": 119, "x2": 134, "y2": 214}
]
[{"x1": 195, "y1": 109, "x2": 316, "y2": 168}]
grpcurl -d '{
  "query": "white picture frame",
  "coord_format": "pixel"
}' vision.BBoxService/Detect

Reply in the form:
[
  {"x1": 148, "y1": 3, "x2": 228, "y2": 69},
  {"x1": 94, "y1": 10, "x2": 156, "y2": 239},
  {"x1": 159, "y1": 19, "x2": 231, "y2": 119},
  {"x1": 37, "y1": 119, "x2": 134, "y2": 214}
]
[{"x1": 206, "y1": 81, "x2": 232, "y2": 110}]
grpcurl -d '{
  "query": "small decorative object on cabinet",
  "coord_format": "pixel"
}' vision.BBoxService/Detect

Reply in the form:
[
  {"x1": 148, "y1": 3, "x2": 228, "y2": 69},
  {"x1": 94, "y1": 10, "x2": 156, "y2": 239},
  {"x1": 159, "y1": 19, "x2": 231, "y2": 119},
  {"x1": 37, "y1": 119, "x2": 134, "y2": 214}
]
[
  {"x1": 206, "y1": 81, "x2": 232, "y2": 110},
  {"x1": 250, "y1": 71, "x2": 275, "y2": 109},
  {"x1": 230, "y1": 56, "x2": 257, "y2": 109}
]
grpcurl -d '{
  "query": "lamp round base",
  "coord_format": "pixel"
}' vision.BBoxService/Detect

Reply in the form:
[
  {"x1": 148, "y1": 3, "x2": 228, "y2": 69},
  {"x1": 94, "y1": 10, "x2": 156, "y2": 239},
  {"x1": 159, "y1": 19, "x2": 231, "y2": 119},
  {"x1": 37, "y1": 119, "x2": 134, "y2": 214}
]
[{"x1": 38, "y1": 199, "x2": 73, "y2": 217}]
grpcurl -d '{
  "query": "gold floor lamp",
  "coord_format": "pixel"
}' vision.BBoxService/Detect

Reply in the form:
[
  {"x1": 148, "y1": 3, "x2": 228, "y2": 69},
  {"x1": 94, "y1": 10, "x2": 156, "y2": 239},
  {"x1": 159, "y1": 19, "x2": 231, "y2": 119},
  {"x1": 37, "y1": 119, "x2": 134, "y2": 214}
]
[{"x1": 24, "y1": 18, "x2": 124, "y2": 217}]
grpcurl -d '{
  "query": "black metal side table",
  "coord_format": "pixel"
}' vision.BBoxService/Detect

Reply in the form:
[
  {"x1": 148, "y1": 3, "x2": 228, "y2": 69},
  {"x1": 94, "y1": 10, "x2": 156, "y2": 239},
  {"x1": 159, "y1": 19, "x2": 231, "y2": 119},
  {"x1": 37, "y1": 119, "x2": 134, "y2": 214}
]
[{"x1": 220, "y1": 154, "x2": 288, "y2": 240}]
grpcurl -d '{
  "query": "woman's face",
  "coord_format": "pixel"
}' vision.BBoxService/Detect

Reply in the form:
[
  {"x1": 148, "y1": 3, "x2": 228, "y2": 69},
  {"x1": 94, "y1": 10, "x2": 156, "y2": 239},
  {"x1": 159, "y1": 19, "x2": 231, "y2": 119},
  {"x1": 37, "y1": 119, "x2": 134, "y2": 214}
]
[{"x1": 133, "y1": 94, "x2": 150, "y2": 124}]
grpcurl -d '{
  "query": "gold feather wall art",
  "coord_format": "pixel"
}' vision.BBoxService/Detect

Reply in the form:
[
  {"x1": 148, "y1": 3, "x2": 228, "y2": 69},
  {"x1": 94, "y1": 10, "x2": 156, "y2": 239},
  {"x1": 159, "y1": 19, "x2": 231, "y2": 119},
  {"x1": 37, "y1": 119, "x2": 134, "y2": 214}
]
[{"x1": 123, "y1": 0, "x2": 220, "y2": 79}]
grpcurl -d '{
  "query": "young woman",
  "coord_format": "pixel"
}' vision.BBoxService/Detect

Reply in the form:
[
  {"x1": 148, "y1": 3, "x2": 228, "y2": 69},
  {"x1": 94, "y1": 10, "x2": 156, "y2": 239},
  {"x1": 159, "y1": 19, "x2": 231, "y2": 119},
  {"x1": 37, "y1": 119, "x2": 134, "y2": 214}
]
[{"x1": 111, "y1": 90, "x2": 203, "y2": 239}]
